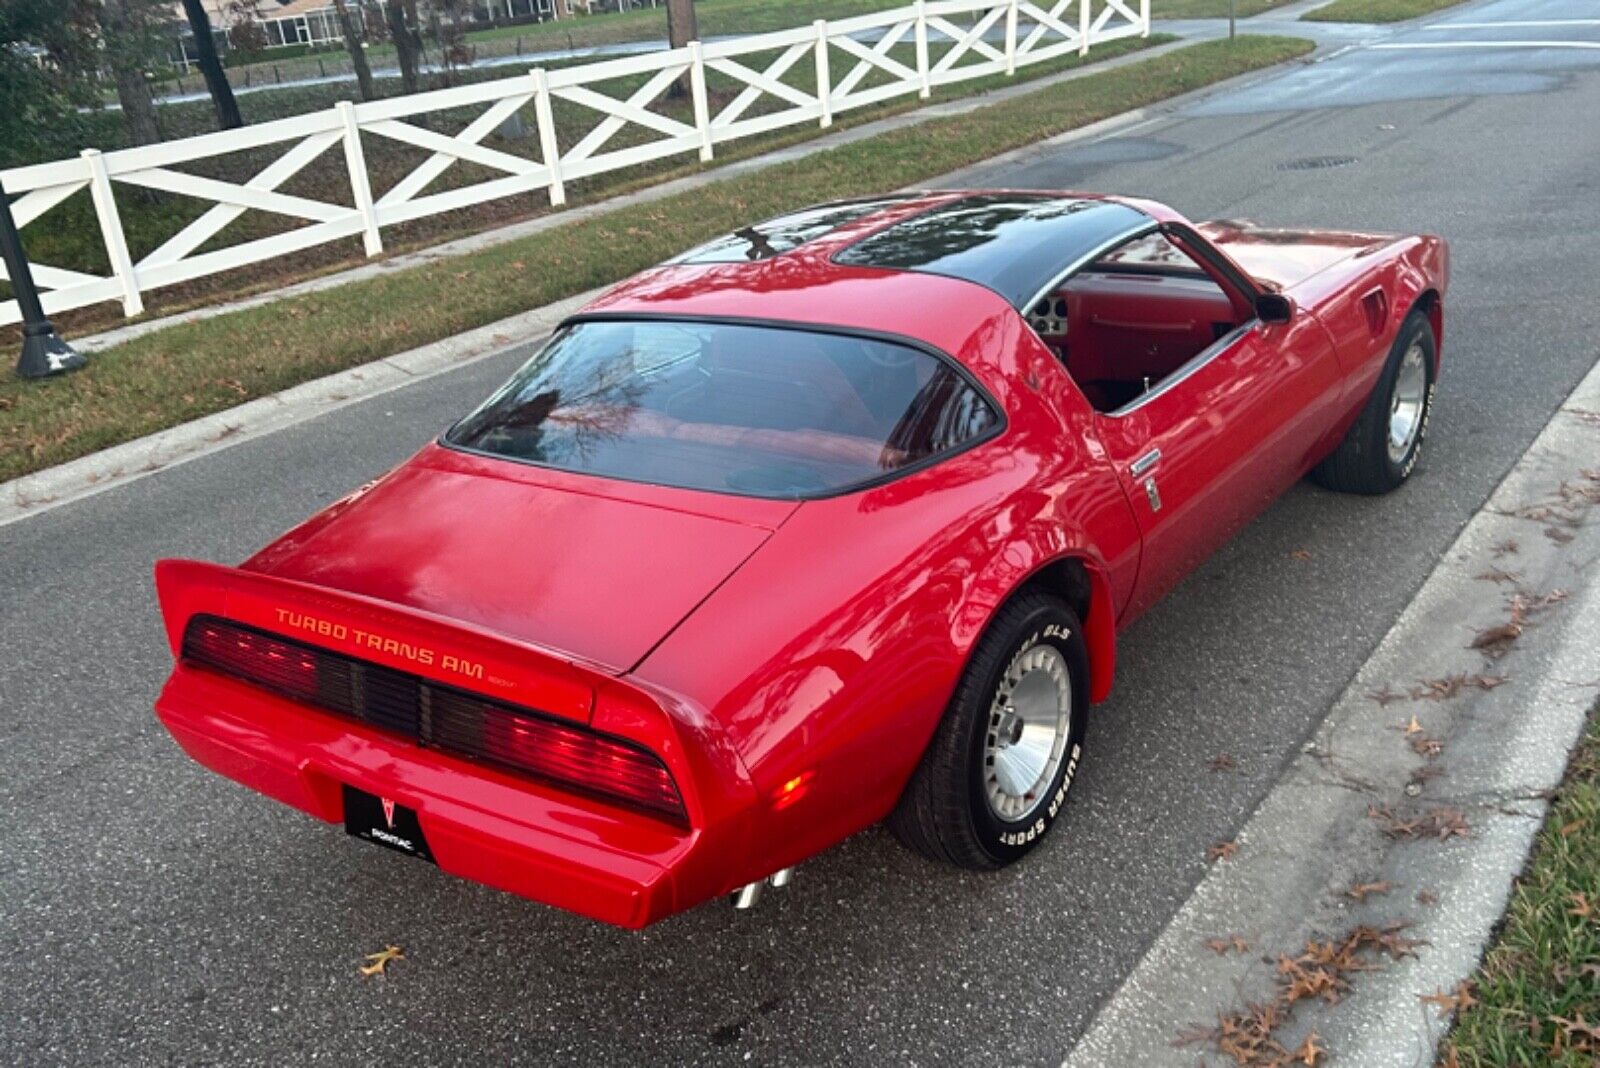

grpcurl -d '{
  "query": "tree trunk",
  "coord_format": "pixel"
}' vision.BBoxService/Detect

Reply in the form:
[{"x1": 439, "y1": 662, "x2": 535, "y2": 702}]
[
  {"x1": 331, "y1": 0, "x2": 375, "y2": 101},
  {"x1": 180, "y1": 0, "x2": 242, "y2": 129},
  {"x1": 386, "y1": 0, "x2": 423, "y2": 95},
  {"x1": 112, "y1": 66, "x2": 162, "y2": 145},
  {"x1": 665, "y1": 0, "x2": 697, "y2": 99},
  {"x1": 100, "y1": 0, "x2": 163, "y2": 146}
]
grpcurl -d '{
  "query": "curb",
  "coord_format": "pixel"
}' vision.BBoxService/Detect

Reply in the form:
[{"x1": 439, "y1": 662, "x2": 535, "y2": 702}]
[{"x1": 1063, "y1": 355, "x2": 1600, "y2": 1065}]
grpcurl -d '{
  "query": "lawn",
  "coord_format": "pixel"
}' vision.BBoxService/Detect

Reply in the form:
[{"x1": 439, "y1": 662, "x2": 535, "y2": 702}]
[
  {"x1": 1444, "y1": 704, "x2": 1600, "y2": 1067},
  {"x1": 0, "y1": 35, "x2": 1313, "y2": 483},
  {"x1": 1302, "y1": 0, "x2": 1467, "y2": 22}
]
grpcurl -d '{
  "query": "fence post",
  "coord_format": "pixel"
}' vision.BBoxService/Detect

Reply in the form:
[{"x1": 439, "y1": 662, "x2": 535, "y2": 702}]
[
  {"x1": 814, "y1": 20, "x2": 832, "y2": 128},
  {"x1": 1079, "y1": 0, "x2": 1090, "y2": 56},
  {"x1": 688, "y1": 41, "x2": 713, "y2": 162},
  {"x1": 914, "y1": 0, "x2": 931, "y2": 98},
  {"x1": 0, "y1": 175, "x2": 85, "y2": 378},
  {"x1": 336, "y1": 101, "x2": 382, "y2": 256},
  {"x1": 531, "y1": 68, "x2": 566, "y2": 206},
  {"x1": 1005, "y1": 0, "x2": 1018, "y2": 76},
  {"x1": 1140, "y1": 0, "x2": 1150, "y2": 36},
  {"x1": 81, "y1": 149, "x2": 142, "y2": 319}
]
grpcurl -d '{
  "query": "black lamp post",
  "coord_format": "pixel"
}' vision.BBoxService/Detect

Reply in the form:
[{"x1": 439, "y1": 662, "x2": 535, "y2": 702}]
[{"x1": 0, "y1": 175, "x2": 86, "y2": 379}]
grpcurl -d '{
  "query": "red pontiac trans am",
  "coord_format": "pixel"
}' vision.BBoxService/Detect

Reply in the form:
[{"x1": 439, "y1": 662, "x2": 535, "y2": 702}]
[{"x1": 154, "y1": 192, "x2": 1448, "y2": 928}]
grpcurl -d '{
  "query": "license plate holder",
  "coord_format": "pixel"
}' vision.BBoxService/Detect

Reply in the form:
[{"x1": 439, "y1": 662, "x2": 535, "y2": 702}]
[{"x1": 342, "y1": 785, "x2": 435, "y2": 863}]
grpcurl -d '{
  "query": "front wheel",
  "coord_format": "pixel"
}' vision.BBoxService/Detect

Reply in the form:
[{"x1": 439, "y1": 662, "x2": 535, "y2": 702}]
[
  {"x1": 889, "y1": 591, "x2": 1088, "y2": 870},
  {"x1": 1312, "y1": 310, "x2": 1437, "y2": 495}
]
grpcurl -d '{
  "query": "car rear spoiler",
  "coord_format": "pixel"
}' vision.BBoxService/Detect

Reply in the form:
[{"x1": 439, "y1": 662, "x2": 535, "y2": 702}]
[{"x1": 154, "y1": 559, "x2": 601, "y2": 724}]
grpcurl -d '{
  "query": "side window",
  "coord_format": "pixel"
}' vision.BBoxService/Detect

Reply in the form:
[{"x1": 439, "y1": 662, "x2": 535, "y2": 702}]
[{"x1": 1029, "y1": 234, "x2": 1246, "y2": 414}]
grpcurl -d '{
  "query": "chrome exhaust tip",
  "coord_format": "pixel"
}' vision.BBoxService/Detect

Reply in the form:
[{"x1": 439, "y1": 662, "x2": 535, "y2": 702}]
[{"x1": 730, "y1": 866, "x2": 795, "y2": 909}]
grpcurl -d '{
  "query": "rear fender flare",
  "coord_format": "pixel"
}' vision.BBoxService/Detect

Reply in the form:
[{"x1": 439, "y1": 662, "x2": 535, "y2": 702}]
[{"x1": 954, "y1": 537, "x2": 1119, "y2": 706}]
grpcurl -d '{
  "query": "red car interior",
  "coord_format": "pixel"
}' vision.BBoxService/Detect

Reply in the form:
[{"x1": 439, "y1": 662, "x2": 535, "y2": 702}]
[{"x1": 1032, "y1": 269, "x2": 1243, "y2": 413}]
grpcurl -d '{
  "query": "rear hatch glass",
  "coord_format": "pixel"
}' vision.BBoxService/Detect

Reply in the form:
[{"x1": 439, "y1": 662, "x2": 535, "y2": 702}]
[{"x1": 445, "y1": 320, "x2": 999, "y2": 498}]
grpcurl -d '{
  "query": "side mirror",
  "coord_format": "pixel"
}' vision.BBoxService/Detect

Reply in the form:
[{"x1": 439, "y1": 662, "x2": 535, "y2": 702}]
[{"x1": 1256, "y1": 292, "x2": 1295, "y2": 324}]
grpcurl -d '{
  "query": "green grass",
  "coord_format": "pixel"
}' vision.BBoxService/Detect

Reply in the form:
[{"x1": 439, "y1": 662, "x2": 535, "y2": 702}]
[
  {"x1": 0, "y1": 35, "x2": 1312, "y2": 483},
  {"x1": 1153, "y1": 0, "x2": 1298, "y2": 17},
  {"x1": 1445, "y1": 705, "x2": 1600, "y2": 1067},
  {"x1": 1301, "y1": 0, "x2": 1466, "y2": 23}
]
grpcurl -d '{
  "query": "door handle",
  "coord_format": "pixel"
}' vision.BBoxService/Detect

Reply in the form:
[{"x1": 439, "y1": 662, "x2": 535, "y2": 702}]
[{"x1": 1130, "y1": 448, "x2": 1162, "y2": 477}]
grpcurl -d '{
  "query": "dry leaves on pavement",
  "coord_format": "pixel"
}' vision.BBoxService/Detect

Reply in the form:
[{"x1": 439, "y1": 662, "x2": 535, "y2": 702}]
[{"x1": 359, "y1": 945, "x2": 405, "y2": 977}]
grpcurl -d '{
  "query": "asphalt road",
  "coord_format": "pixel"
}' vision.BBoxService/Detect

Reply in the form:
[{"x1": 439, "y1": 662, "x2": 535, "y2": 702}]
[{"x1": 5, "y1": 0, "x2": 1600, "y2": 1063}]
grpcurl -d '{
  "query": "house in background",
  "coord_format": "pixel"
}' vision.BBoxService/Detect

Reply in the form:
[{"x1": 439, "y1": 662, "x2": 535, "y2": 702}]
[{"x1": 172, "y1": 0, "x2": 597, "y2": 67}]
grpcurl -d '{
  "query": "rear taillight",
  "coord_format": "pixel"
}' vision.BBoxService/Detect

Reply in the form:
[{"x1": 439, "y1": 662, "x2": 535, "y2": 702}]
[
  {"x1": 186, "y1": 620, "x2": 320, "y2": 704},
  {"x1": 181, "y1": 616, "x2": 686, "y2": 824},
  {"x1": 475, "y1": 705, "x2": 685, "y2": 821}
]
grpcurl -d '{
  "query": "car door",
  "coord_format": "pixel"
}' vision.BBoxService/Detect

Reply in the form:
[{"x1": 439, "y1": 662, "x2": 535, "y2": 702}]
[{"x1": 1093, "y1": 312, "x2": 1342, "y2": 621}]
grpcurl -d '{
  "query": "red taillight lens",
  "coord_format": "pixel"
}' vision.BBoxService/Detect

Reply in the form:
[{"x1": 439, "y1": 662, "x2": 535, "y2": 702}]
[
  {"x1": 185, "y1": 620, "x2": 320, "y2": 703},
  {"x1": 181, "y1": 616, "x2": 687, "y2": 825},
  {"x1": 480, "y1": 711, "x2": 686, "y2": 822}
]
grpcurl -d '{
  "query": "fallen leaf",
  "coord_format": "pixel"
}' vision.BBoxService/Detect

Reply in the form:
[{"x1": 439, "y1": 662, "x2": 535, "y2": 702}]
[
  {"x1": 1475, "y1": 566, "x2": 1521, "y2": 584},
  {"x1": 1549, "y1": 1012, "x2": 1600, "y2": 1041},
  {"x1": 1569, "y1": 892, "x2": 1593, "y2": 920},
  {"x1": 1417, "y1": 889, "x2": 1439, "y2": 906},
  {"x1": 1346, "y1": 880, "x2": 1392, "y2": 903},
  {"x1": 1410, "y1": 732, "x2": 1444, "y2": 759},
  {"x1": 1203, "y1": 934, "x2": 1251, "y2": 955},
  {"x1": 1404, "y1": 715, "x2": 1424, "y2": 736},
  {"x1": 1207, "y1": 840, "x2": 1239, "y2": 863},
  {"x1": 359, "y1": 944, "x2": 405, "y2": 977},
  {"x1": 1207, "y1": 752, "x2": 1238, "y2": 773},
  {"x1": 1471, "y1": 621, "x2": 1523, "y2": 651},
  {"x1": 1559, "y1": 818, "x2": 1584, "y2": 838},
  {"x1": 1369, "y1": 804, "x2": 1469, "y2": 841},
  {"x1": 1420, "y1": 981, "x2": 1477, "y2": 1017},
  {"x1": 1289, "y1": 549, "x2": 1313, "y2": 561},
  {"x1": 1368, "y1": 685, "x2": 1408, "y2": 707},
  {"x1": 1292, "y1": 1031, "x2": 1326, "y2": 1066}
]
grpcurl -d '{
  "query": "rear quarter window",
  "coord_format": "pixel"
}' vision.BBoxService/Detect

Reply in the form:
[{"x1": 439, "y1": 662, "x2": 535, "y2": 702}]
[{"x1": 445, "y1": 320, "x2": 1000, "y2": 498}]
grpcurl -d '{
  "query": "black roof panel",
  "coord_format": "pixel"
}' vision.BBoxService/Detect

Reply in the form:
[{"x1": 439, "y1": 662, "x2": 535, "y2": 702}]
[{"x1": 832, "y1": 194, "x2": 1151, "y2": 307}]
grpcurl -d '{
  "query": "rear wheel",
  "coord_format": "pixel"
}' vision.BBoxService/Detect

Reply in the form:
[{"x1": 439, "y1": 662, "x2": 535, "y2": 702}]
[
  {"x1": 889, "y1": 591, "x2": 1088, "y2": 869},
  {"x1": 1312, "y1": 310, "x2": 1436, "y2": 495}
]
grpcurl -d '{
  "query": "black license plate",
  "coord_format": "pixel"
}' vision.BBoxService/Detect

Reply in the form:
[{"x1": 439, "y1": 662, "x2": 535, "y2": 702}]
[{"x1": 343, "y1": 785, "x2": 435, "y2": 863}]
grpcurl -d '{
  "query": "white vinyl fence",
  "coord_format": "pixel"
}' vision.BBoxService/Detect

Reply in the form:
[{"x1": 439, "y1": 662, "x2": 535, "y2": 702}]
[{"x1": 0, "y1": 0, "x2": 1149, "y2": 328}]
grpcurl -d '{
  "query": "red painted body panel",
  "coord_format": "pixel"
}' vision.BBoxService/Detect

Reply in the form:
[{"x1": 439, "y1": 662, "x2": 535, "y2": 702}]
[{"x1": 152, "y1": 191, "x2": 1448, "y2": 927}]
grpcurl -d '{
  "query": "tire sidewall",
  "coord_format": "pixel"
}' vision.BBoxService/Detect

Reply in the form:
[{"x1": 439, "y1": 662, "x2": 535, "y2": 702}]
[
  {"x1": 1379, "y1": 315, "x2": 1437, "y2": 484},
  {"x1": 963, "y1": 604, "x2": 1089, "y2": 865}
]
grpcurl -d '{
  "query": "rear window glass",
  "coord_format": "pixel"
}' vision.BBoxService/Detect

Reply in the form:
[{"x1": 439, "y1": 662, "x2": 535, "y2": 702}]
[{"x1": 445, "y1": 320, "x2": 999, "y2": 498}]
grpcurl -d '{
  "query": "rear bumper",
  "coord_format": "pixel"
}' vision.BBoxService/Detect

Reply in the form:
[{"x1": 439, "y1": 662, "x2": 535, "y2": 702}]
[{"x1": 156, "y1": 667, "x2": 721, "y2": 928}]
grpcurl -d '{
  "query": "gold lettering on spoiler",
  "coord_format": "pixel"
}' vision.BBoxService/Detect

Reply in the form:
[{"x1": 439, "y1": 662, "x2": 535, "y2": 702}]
[{"x1": 273, "y1": 609, "x2": 485, "y2": 681}]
